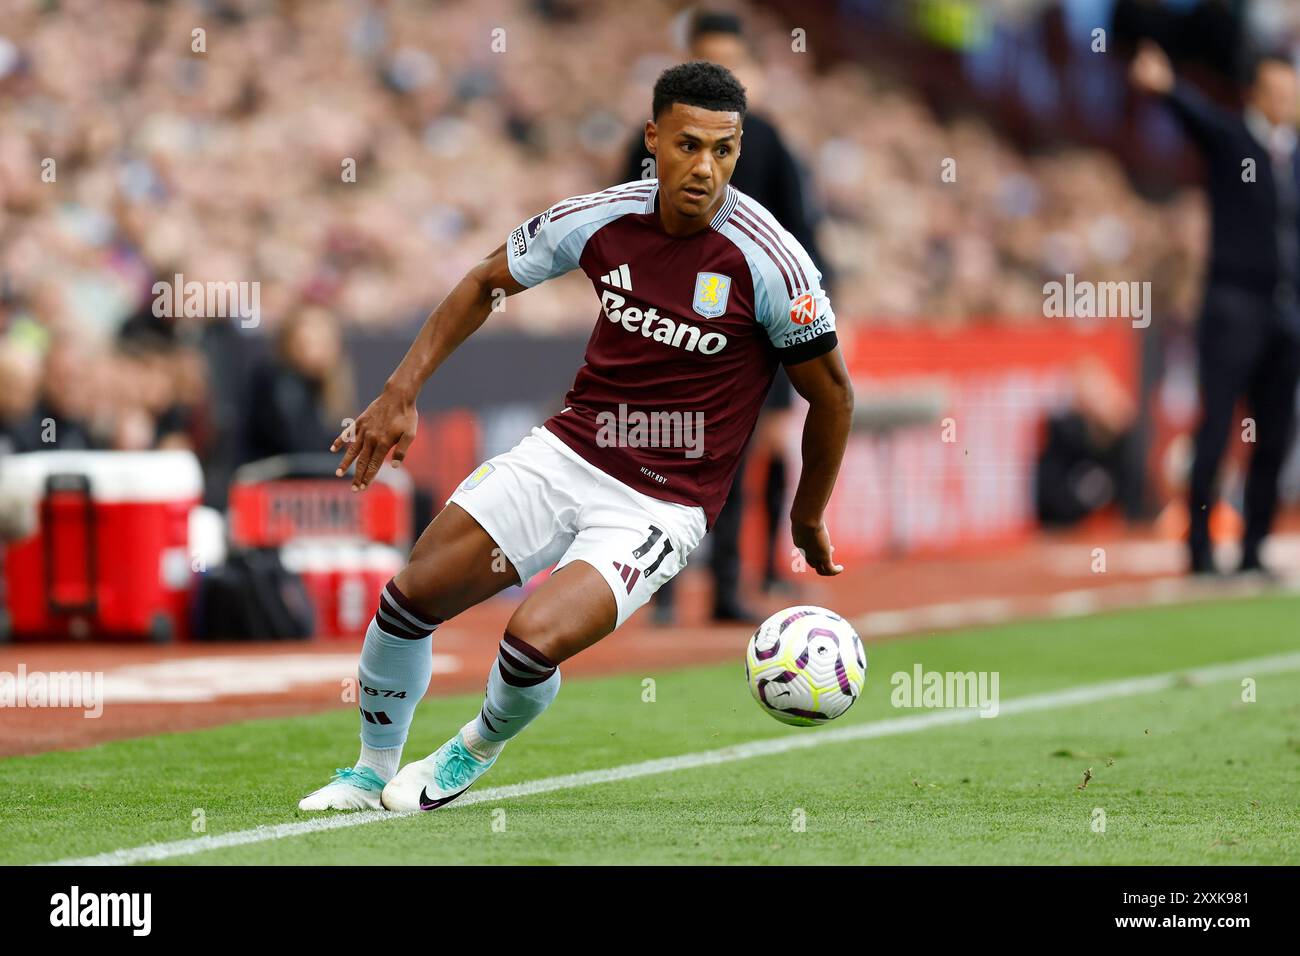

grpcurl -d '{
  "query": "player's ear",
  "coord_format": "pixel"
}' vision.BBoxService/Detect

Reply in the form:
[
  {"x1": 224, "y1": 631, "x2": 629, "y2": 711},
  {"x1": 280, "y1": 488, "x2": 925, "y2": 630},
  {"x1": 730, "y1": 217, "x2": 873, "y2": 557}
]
[{"x1": 644, "y1": 119, "x2": 657, "y2": 155}]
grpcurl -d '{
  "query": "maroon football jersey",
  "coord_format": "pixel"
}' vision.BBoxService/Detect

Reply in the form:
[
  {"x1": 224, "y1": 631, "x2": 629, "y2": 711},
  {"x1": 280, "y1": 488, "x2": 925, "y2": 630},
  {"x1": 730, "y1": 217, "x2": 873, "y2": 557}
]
[{"x1": 506, "y1": 180, "x2": 837, "y2": 525}]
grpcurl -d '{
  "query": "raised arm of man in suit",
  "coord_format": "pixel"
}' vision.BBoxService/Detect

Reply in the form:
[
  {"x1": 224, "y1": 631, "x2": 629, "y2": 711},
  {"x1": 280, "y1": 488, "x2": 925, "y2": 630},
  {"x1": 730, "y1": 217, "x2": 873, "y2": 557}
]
[{"x1": 1130, "y1": 40, "x2": 1236, "y2": 156}]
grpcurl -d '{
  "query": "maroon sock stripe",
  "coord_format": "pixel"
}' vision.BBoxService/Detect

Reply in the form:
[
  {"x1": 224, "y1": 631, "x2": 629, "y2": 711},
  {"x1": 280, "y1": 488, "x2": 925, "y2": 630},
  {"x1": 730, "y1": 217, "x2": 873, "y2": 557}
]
[
  {"x1": 496, "y1": 633, "x2": 556, "y2": 687},
  {"x1": 498, "y1": 644, "x2": 550, "y2": 681},
  {"x1": 498, "y1": 641, "x2": 539, "y2": 669},
  {"x1": 502, "y1": 632, "x2": 557, "y2": 670},
  {"x1": 374, "y1": 606, "x2": 426, "y2": 640},
  {"x1": 497, "y1": 661, "x2": 552, "y2": 687},
  {"x1": 383, "y1": 580, "x2": 443, "y2": 631},
  {"x1": 377, "y1": 594, "x2": 430, "y2": 635}
]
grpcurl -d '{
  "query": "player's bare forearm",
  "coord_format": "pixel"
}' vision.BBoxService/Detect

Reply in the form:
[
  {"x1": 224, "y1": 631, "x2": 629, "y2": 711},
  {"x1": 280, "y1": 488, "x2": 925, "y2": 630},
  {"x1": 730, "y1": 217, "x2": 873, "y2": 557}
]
[
  {"x1": 334, "y1": 243, "x2": 525, "y2": 490},
  {"x1": 792, "y1": 391, "x2": 852, "y2": 522},
  {"x1": 785, "y1": 347, "x2": 854, "y2": 575}
]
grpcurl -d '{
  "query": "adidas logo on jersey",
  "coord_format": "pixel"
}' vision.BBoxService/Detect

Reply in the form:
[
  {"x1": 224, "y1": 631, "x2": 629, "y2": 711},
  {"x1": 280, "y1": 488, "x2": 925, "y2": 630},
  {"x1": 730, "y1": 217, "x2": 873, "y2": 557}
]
[
  {"x1": 598, "y1": 289, "x2": 728, "y2": 356},
  {"x1": 601, "y1": 264, "x2": 633, "y2": 290}
]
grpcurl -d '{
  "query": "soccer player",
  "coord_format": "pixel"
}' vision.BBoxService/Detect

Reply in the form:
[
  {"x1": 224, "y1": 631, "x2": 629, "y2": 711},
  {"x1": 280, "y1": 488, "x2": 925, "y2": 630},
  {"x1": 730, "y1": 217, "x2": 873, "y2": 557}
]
[{"x1": 300, "y1": 62, "x2": 853, "y2": 813}]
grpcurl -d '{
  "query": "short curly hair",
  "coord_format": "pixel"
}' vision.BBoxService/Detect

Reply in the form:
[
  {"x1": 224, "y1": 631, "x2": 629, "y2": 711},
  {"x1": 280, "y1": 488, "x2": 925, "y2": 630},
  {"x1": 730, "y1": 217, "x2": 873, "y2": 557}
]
[{"x1": 651, "y1": 61, "x2": 748, "y2": 120}]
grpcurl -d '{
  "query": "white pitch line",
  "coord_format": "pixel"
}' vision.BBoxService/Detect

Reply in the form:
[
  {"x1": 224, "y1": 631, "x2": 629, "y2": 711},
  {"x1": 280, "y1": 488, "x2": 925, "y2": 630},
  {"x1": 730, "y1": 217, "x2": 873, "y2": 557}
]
[{"x1": 37, "y1": 650, "x2": 1300, "y2": 867}]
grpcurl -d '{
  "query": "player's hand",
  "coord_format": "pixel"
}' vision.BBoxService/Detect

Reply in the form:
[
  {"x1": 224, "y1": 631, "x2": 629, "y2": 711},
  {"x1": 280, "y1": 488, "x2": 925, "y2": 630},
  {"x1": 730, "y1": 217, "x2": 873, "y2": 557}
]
[
  {"x1": 792, "y1": 519, "x2": 843, "y2": 576},
  {"x1": 1130, "y1": 41, "x2": 1174, "y2": 95},
  {"x1": 332, "y1": 387, "x2": 418, "y2": 492}
]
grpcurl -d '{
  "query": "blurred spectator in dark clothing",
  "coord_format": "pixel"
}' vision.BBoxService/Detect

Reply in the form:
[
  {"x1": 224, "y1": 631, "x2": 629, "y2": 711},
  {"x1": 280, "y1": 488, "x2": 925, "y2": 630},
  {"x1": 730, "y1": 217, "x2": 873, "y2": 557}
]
[
  {"x1": 0, "y1": 330, "x2": 212, "y2": 458},
  {"x1": 0, "y1": 343, "x2": 44, "y2": 455},
  {"x1": 1132, "y1": 42, "x2": 1300, "y2": 576},
  {"x1": 244, "y1": 307, "x2": 356, "y2": 463},
  {"x1": 1037, "y1": 360, "x2": 1145, "y2": 528},
  {"x1": 107, "y1": 346, "x2": 199, "y2": 451},
  {"x1": 36, "y1": 340, "x2": 101, "y2": 451},
  {"x1": 117, "y1": 295, "x2": 181, "y2": 352}
]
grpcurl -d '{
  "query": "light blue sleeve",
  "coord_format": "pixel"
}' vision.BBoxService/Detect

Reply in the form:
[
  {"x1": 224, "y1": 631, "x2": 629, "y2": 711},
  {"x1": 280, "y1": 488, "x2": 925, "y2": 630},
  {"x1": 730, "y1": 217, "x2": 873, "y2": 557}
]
[
  {"x1": 505, "y1": 190, "x2": 644, "y2": 288},
  {"x1": 722, "y1": 215, "x2": 837, "y2": 358},
  {"x1": 755, "y1": 257, "x2": 836, "y2": 354}
]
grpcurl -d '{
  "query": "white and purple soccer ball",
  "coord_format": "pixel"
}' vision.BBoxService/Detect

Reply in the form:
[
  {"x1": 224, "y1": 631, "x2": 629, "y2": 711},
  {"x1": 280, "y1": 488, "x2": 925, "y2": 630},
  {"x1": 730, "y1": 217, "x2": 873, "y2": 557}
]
[{"x1": 745, "y1": 606, "x2": 866, "y2": 727}]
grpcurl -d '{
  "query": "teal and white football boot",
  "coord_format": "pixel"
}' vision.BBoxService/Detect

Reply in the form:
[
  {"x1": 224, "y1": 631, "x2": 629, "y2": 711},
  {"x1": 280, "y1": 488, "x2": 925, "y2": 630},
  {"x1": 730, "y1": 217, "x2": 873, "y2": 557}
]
[
  {"x1": 381, "y1": 724, "x2": 500, "y2": 812},
  {"x1": 298, "y1": 766, "x2": 387, "y2": 811}
]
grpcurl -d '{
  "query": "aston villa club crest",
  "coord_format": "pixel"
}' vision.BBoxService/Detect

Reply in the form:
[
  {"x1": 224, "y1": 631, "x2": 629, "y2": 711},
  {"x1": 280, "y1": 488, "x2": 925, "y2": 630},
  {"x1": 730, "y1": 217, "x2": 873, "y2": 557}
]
[
  {"x1": 692, "y1": 272, "x2": 731, "y2": 319},
  {"x1": 461, "y1": 463, "x2": 495, "y2": 490}
]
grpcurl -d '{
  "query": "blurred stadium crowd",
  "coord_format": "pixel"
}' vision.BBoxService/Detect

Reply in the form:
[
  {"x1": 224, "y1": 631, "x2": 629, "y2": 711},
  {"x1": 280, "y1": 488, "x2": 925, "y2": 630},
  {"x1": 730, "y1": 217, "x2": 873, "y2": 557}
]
[{"x1": 0, "y1": 0, "x2": 1254, "y2": 490}]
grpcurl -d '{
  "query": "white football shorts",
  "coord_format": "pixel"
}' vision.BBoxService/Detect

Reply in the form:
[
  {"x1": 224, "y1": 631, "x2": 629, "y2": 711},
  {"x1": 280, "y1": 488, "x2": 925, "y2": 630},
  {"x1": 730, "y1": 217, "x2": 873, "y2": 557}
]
[{"x1": 447, "y1": 426, "x2": 707, "y2": 628}]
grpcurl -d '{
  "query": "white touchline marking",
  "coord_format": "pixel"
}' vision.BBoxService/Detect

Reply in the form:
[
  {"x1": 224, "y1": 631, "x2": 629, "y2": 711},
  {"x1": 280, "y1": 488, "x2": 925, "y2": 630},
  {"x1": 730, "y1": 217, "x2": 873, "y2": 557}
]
[{"x1": 36, "y1": 650, "x2": 1300, "y2": 866}]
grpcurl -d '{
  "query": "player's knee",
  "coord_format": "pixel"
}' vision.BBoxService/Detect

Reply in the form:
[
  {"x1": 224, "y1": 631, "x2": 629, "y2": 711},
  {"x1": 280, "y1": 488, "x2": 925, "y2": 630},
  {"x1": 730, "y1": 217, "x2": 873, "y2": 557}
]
[
  {"x1": 392, "y1": 562, "x2": 458, "y2": 624},
  {"x1": 503, "y1": 604, "x2": 567, "y2": 663}
]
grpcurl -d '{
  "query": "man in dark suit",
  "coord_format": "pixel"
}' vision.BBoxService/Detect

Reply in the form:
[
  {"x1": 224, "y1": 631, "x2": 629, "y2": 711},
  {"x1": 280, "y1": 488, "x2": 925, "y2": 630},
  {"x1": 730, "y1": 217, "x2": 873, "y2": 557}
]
[
  {"x1": 622, "y1": 10, "x2": 830, "y2": 621},
  {"x1": 1132, "y1": 42, "x2": 1300, "y2": 575}
]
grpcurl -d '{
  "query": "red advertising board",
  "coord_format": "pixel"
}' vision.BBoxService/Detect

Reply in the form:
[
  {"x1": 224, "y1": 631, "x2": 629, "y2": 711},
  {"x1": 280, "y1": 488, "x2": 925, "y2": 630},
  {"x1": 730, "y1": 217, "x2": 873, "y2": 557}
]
[{"x1": 810, "y1": 323, "x2": 1138, "y2": 562}]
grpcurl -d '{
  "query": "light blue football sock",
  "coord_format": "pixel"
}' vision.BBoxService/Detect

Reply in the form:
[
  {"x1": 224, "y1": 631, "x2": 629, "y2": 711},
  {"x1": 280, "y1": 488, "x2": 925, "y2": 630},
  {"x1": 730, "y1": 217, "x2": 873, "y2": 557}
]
[
  {"x1": 356, "y1": 579, "x2": 441, "y2": 758},
  {"x1": 472, "y1": 632, "x2": 561, "y2": 744}
]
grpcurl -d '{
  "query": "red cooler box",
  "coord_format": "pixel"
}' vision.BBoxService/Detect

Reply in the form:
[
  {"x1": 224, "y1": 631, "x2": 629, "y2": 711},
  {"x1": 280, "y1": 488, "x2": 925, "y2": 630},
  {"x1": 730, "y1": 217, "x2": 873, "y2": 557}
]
[
  {"x1": 0, "y1": 451, "x2": 203, "y2": 642},
  {"x1": 281, "y1": 540, "x2": 403, "y2": 640}
]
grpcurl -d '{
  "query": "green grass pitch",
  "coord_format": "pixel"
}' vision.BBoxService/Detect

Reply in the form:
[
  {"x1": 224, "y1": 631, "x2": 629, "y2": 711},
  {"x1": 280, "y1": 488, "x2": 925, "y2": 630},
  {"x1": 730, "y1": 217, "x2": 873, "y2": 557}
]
[{"x1": 3, "y1": 594, "x2": 1299, "y2": 865}]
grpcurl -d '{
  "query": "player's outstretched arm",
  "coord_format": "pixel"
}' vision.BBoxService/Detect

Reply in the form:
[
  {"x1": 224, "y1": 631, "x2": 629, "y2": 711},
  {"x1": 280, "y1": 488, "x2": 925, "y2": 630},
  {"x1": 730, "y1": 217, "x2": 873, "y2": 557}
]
[
  {"x1": 333, "y1": 243, "x2": 526, "y2": 490},
  {"x1": 785, "y1": 347, "x2": 854, "y2": 576}
]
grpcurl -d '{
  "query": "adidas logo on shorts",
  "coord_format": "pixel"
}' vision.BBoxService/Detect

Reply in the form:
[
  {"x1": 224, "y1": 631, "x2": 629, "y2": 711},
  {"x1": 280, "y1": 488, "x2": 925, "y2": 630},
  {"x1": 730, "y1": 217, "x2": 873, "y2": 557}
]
[{"x1": 612, "y1": 561, "x2": 641, "y2": 594}]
